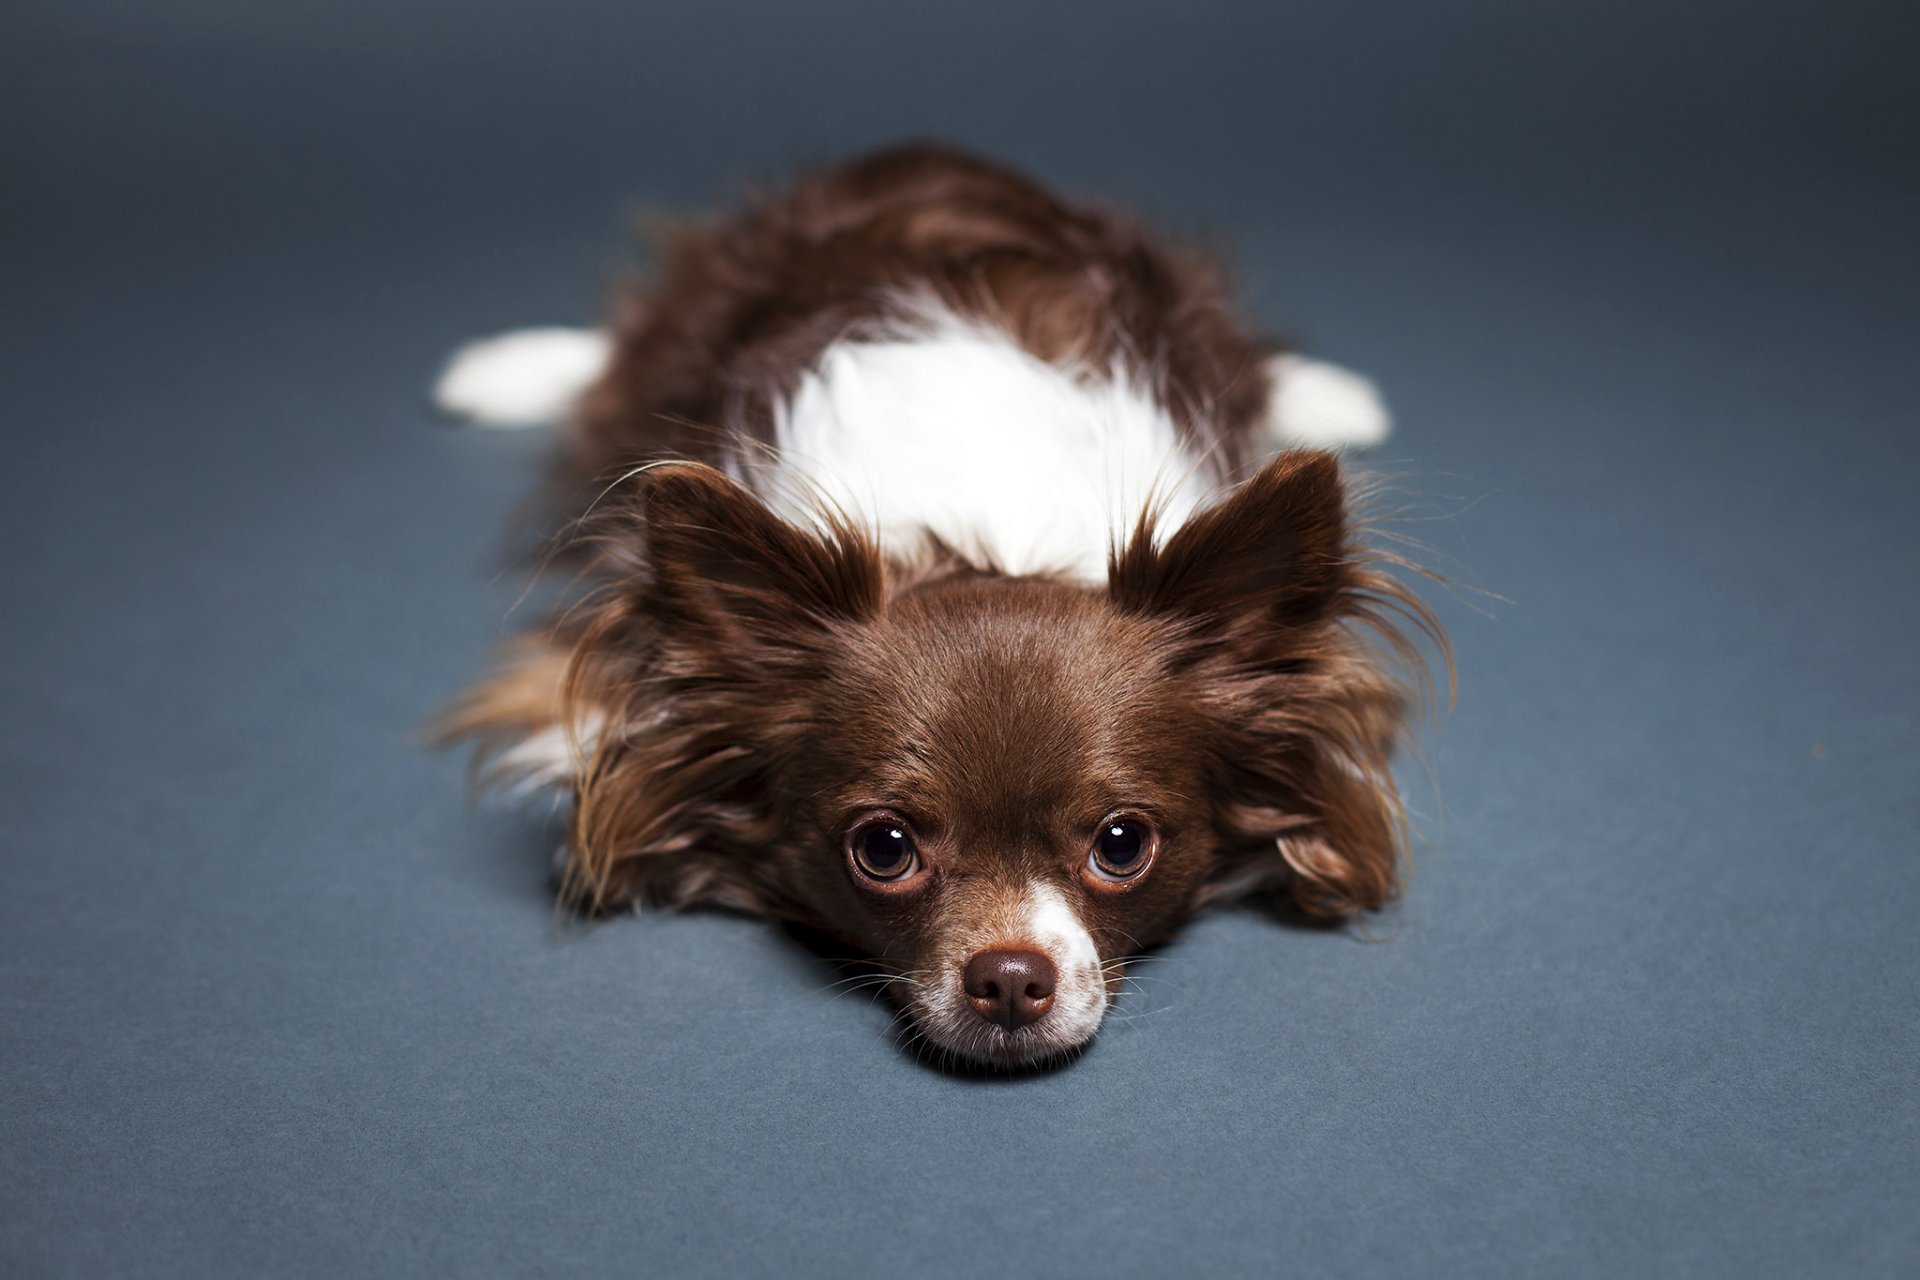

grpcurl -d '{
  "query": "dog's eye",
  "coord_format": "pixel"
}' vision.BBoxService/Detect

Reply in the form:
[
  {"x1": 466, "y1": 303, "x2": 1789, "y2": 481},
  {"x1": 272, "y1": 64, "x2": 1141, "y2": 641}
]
[
  {"x1": 849, "y1": 821, "x2": 918, "y2": 882},
  {"x1": 1088, "y1": 817, "x2": 1155, "y2": 881}
]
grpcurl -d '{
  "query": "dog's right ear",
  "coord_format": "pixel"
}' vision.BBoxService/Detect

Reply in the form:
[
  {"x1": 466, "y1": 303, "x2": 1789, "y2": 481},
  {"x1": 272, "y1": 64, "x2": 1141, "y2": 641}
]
[
  {"x1": 630, "y1": 464, "x2": 884, "y2": 658},
  {"x1": 532, "y1": 466, "x2": 883, "y2": 916}
]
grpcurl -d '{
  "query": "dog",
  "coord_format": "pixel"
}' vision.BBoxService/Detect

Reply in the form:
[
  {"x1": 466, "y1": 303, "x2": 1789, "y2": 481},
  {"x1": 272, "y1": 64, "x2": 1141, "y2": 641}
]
[{"x1": 435, "y1": 144, "x2": 1443, "y2": 1067}]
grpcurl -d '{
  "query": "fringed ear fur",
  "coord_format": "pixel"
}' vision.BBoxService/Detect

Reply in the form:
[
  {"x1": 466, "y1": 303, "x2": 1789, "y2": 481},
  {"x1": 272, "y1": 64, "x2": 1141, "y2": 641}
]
[
  {"x1": 634, "y1": 463, "x2": 884, "y2": 652},
  {"x1": 441, "y1": 463, "x2": 885, "y2": 915},
  {"x1": 1111, "y1": 451, "x2": 1445, "y2": 917}
]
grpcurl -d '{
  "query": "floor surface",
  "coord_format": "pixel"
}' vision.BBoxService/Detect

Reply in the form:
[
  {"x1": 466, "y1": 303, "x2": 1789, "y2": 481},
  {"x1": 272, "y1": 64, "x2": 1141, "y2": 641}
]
[{"x1": 3, "y1": 2, "x2": 1916, "y2": 1275}]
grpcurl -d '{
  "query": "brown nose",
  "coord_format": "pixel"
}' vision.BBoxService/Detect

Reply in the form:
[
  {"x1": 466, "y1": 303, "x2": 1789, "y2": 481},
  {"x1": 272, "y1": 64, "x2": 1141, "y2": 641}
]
[{"x1": 963, "y1": 949, "x2": 1057, "y2": 1030}]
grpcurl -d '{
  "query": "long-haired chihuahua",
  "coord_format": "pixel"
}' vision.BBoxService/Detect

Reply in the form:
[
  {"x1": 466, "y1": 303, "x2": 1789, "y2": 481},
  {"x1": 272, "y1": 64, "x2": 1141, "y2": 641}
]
[{"x1": 435, "y1": 144, "x2": 1445, "y2": 1068}]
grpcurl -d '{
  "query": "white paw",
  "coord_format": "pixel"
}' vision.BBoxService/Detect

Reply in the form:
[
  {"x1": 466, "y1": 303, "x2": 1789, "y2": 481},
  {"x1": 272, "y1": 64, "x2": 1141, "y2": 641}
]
[
  {"x1": 1263, "y1": 354, "x2": 1392, "y2": 450},
  {"x1": 433, "y1": 327, "x2": 611, "y2": 428}
]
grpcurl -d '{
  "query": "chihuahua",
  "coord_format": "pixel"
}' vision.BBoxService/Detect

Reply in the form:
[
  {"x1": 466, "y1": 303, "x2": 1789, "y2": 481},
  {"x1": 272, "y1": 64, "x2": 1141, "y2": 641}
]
[{"x1": 436, "y1": 144, "x2": 1442, "y2": 1067}]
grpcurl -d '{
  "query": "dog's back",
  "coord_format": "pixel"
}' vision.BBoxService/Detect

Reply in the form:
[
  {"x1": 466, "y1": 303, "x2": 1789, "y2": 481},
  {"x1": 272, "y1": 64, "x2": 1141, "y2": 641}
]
[
  {"x1": 575, "y1": 144, "x2": 1276, "y2": 480},
  {"x1": 437, "y1": 143, "x2": 1390, "y2": 562}
]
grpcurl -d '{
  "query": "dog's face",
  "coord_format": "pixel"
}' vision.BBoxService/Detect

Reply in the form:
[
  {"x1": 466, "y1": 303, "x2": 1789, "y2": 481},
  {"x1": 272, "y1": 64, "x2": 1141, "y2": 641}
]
[
  {"x1": 537, "y1": 455, "x2": 1420, "y2": 1067},
  {"x1": 780, "y1": 578, "x2": 1220, "y2": 1065}
]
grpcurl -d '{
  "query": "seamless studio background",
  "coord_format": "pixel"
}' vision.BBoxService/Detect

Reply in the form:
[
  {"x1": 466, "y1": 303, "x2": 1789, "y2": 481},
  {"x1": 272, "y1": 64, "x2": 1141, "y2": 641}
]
[{"x1": 3, "y1": 2, "x2": 1916, "y2": 1276}]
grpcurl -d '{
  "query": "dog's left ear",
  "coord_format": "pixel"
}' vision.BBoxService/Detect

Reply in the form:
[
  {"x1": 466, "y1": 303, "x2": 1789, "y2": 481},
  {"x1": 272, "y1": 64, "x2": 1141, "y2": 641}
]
[
  {"x1": 1108, "y1": 450, "x2": 1347, "y2": 640},
  {"x1": 1110, "y1": 451, "x2": 1418, "y2": 917}
]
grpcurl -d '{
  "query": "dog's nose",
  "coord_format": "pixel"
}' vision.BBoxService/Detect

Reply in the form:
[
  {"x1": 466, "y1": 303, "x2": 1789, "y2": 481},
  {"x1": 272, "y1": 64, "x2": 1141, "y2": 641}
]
[{"x1": 963, "y1": 948, "x2": 1057, "y2": 1030}]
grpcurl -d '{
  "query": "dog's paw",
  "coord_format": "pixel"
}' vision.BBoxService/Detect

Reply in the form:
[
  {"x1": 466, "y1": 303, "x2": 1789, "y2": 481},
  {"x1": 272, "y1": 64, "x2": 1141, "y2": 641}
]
[
  {"x1": 1263, "y1": 354, "x2": 1392, "y2": 450},
  {"x1": 432, "y1": 327, "x2": 610, "y2": 428}
]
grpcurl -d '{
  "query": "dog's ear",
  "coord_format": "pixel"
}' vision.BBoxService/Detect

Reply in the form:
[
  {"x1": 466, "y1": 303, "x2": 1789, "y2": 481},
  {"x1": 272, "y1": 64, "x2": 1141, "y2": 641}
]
[
  {"x1": 488, "y1": 465, "x2": 886, "y2": 917},
  {"x1": 1205, "y1": 667, "x2": 1409, "y2": 919},
  {"x1": 1112, "y1": 451, "x2": 1431, "y2": 918},
  {"x1": 635, "y1": 463, "x2": 883, "y2": 657},
  {"x1": 1108, "y1": 451, "x2": 1348, "y2": 644}
]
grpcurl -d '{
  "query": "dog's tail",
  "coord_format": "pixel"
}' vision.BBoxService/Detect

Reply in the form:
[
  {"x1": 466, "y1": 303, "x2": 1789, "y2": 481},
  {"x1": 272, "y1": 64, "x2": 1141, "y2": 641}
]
[
  {"x1": 1260, "y1": 354, "x2": 1392, "y2": 450},
  {"x1": 433, "y1": 327, "x2": 611, "y2": 428}
]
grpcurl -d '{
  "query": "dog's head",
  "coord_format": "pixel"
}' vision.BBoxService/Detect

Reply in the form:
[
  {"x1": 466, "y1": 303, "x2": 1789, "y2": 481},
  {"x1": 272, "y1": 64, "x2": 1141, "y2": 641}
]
[{"x1": 466, "y1": 454, "x2": 1434, "y2": 1067}]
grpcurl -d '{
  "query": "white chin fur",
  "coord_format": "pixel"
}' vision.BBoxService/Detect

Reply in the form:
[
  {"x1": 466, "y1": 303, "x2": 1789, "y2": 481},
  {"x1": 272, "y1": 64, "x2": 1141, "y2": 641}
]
[
  {"x1": 1262, "y1": 353, "x2": 1392, "y2": 449},
  {"x1": 434, "y1": 327, "x2": 610, "y2": 428}
]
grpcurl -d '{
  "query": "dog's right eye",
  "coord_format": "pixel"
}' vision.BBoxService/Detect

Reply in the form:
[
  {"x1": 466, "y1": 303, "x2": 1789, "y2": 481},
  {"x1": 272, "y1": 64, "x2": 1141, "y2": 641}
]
[{"x1": 848, "y1": 820, "x2": 918, "y2": 882}]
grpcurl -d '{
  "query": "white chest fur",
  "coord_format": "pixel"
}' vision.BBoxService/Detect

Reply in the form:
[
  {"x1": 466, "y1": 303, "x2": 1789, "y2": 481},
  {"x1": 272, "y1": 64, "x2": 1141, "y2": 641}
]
[
  {"x1": 761, "y1": 312, "x2": 1218, "y2": 581},
  {"x1": 434, "y1": 316, "x2": 1388, "y2": 583}
]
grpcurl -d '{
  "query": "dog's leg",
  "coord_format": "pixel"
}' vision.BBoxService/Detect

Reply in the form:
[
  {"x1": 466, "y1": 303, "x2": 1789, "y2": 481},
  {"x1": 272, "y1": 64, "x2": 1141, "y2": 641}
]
[
  {"x1": 433, "y1": 327, "x2": 611, "y2": 428},
  {"x1": 1260, "y1": 354, "x2": 1392, "y2": 450}
]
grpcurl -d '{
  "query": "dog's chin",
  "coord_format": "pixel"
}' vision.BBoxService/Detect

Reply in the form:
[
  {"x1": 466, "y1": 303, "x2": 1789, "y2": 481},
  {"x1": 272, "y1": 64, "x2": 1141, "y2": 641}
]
[
  {"x1": 915, "y1": 1020, "x2": 1092, "y2": 1070},
  {"x1": 904, "y1": 998, "x2": 1109, "y2": 1071}
]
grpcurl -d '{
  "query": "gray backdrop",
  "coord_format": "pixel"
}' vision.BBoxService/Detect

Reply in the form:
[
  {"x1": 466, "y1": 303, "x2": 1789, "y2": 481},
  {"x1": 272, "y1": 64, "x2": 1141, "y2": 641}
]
[{"x1": 4, "y1": 2, "x2": 1916, "y2": 1275}]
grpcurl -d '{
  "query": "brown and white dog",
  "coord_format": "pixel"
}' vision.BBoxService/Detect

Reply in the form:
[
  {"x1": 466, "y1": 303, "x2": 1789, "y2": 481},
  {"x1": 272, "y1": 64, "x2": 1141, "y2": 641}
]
[{"x1": 436, "y1": 144, "x2": 1442, "y2": 1067}]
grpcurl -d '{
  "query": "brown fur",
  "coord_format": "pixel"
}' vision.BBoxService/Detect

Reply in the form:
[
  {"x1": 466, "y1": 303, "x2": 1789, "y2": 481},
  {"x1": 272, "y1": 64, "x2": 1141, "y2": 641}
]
[{"x1": 440, "y1": 144, "x2": 1446, "y2": 1063}]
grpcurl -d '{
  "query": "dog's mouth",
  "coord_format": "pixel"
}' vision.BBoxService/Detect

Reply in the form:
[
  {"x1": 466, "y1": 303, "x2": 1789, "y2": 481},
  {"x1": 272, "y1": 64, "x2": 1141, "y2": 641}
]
[
  {"x1": 898, "y1": 959, "x2": 1112, "y2": 1069},
  {"x1": 870, "y1": 881, "x2": 1118, "y2": 1067}
]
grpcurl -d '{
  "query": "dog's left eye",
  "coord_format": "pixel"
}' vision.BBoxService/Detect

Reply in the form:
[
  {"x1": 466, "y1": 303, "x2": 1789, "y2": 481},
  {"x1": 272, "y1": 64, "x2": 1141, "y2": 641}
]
[{"x1": 1088, "y1": 817, "x2": 1155, "y2": 881}]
